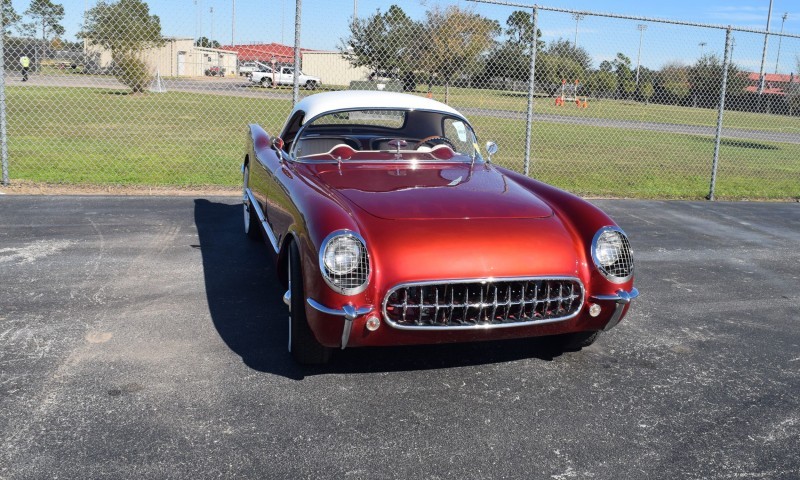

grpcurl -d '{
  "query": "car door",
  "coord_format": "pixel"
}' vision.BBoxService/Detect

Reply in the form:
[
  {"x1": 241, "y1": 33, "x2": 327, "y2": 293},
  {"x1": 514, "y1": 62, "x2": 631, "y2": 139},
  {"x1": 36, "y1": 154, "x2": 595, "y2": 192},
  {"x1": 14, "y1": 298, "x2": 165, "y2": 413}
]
[{"x1": 263, "y1": 111, "x2": 304, "y2": 248}]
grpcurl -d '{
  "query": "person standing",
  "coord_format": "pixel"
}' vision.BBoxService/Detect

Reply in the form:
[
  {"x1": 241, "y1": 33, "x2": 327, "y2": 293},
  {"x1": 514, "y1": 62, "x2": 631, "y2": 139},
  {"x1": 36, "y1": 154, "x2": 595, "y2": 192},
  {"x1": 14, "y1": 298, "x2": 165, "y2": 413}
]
[{"x1": 20, "y1": 55, "x2": 30, "y2": 82}]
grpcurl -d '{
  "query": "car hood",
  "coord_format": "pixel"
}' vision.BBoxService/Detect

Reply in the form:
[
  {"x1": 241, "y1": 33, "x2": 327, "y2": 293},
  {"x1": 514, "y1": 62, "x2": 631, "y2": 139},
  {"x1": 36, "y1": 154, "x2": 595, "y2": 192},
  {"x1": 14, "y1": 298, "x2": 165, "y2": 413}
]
[{"x1": 309, "y1": 163, "x2": 553, "y2": 220}]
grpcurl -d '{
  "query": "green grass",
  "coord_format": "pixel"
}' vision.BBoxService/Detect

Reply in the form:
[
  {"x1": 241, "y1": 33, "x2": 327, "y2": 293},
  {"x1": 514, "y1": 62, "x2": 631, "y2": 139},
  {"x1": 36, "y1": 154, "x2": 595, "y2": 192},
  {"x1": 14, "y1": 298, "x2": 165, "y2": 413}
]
[
  {"x1": 8, "y1": 86, "x2": 290, "y2": 186},
  {"x1": 472, "y1": 116, "x2": 800, "y2": 199},
  {"x1": 5, "y1": 85, "x2": 799, "y2": 199},
  {"x1": 413, "y1": 85, "x2": 800, "y2": 135}
]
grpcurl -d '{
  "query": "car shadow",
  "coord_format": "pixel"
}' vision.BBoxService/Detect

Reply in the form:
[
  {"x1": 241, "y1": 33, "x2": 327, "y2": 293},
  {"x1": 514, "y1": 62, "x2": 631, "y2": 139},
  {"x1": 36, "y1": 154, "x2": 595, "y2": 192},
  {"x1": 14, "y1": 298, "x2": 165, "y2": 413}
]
[{"x1": 194, "y1": 199, "x2": 569, "y2": 381}]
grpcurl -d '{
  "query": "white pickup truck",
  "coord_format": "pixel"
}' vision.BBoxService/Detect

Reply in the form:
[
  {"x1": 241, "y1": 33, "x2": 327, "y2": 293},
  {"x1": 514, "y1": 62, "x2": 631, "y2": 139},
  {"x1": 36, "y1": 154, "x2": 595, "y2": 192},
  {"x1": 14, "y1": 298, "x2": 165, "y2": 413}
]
[{"x1": 249, "y1": 66, "x2": 321, "y2": 90}]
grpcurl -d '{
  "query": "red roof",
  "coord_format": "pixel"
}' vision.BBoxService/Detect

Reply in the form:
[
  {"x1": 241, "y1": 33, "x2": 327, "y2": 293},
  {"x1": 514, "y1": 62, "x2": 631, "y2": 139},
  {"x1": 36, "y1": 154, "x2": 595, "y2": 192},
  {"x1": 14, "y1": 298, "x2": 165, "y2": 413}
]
[
  {"x1": 745, "y1": 72, "x2": 797, "y2": 83},
  {"x1": 219, "y1": 43, "x2": 320, "y2": 63},
  {"x1": 743, "y1": 71, "x2": 798, "y2": 96}
]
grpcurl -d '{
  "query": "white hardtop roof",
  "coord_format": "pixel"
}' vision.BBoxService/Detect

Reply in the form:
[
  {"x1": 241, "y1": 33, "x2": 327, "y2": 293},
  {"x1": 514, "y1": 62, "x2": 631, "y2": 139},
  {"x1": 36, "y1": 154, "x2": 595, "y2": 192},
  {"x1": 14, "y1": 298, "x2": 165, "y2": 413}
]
[{"x1": 292, "y1": 90, "x2": 466, "y2": 124}]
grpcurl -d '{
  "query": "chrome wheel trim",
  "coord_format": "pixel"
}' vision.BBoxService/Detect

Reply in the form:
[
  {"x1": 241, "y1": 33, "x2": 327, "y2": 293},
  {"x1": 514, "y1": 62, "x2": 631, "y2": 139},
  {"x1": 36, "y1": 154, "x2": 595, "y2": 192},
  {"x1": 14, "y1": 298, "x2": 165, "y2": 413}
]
[
  {"x1": 287, "y1": 247, "x2": 293, "y2": 353},
  {"x1": 243, "y1": 166, "x2": 251, "y2": 233}
]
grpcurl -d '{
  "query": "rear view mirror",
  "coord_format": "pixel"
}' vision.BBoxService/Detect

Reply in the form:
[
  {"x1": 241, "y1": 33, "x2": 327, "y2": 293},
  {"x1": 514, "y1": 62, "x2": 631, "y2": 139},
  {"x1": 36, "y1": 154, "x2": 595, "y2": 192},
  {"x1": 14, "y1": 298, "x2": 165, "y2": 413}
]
[{"x1": 485, "y1": 141, "x2": 498, "y2": 162}]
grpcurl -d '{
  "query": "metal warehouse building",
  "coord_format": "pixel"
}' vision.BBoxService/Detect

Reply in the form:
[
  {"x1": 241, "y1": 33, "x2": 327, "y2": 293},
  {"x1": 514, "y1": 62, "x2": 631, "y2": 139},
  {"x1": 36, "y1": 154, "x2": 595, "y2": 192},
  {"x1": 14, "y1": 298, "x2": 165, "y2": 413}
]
[{"x1": 85, "y1": 37, "x2": 238, "y2": 77}]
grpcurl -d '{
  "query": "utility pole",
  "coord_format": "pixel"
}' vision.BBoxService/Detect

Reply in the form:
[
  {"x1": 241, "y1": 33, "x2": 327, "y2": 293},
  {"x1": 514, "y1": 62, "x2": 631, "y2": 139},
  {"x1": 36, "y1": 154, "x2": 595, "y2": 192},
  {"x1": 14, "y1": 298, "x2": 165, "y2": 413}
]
[
  {"x1": 775, "y1": 12, "x2": 788, "y2": 73},
  {"x1": 232, "y1": 0, "x2": 236, "y2": 46},
  {"x1": 635, "y1": 24, "x2": 647, "y2": 85},
  {"x1": 758, "y1": 0, "x2": 774, "y2": 94},
  {"x1": 572, "y1": 13, "x2": 584, "y2": 48},
  {"x1": 699, "y1": 42, "x2": 706, "y2": 56},
  {"x1": 353, "y1": 0, "x2": 358, "y2": 27},
  {"x1": 210, "y1": 6, "x2": 214, "y2": 45}
]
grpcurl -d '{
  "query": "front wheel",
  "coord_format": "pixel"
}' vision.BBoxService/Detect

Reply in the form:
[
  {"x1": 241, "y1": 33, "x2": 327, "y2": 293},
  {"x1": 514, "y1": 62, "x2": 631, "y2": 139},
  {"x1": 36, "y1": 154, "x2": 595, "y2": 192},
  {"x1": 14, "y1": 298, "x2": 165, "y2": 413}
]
[
  {"x1": 288, "y1": 241, "x2": 332, "y2": 365},
  {"x1": 557, "y1": 331, "x2": 601, "y2": 351}
]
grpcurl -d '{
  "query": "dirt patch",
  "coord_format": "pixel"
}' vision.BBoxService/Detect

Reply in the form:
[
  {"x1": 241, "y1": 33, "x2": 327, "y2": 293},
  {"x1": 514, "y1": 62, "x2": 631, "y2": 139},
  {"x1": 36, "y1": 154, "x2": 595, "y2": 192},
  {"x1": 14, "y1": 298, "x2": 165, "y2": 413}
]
[{"x1": 0, "y1": 181, "x2": 239, "y2": 197}]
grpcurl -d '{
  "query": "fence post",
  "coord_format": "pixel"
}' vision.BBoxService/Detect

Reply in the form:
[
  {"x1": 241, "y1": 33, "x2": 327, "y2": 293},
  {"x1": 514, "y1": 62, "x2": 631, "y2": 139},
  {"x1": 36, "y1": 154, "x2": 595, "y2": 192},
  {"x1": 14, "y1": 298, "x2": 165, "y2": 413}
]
[
  {"x1": 292, "y1": 0, "x2": 302, "y2": 106},
  {"x1": 523, "y1": 6, "x2": 538, "y2": 177},
  {"x1": 707, "y1": 26, "x2": 732, "y2": 201},
  {"x1": 1, "y1": 29, "x2": 8, "y2": 186}
]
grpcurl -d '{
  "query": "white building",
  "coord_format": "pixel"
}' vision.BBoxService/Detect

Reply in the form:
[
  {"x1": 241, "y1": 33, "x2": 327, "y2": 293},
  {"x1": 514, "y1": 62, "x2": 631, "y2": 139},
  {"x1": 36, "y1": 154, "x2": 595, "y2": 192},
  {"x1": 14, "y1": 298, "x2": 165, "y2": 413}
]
[
  {"x1": 86, "y1": 37, "x2": 238, "y2": 77},
  {"x1": 301, "y1": 51, "x2": 370, "y2": 87}
]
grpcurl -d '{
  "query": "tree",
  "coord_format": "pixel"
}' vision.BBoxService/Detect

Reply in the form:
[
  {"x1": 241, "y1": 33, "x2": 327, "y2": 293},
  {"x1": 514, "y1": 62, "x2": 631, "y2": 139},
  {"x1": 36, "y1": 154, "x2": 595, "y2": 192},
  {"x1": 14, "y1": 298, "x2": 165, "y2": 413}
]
[
  {"x1": 612, "y1": 53, "x2": 636, "y2": 98},
  {"x1": 585, "y1": 70, "x2": 617, "y2": 98},
  {"x1": 1, "y1": 0, "x2": 21, "y2": 36},
  {"x1": 482, "y1": 11, "x2": 542, "y2": 88},
  {"x1": 688, "y1": 54, "x2": 746, "y2": 108},
  {"x1": 195, "y1": 37, "x2": 220, "y2": 48},
  {"x1": 659, "y1": 62, "x2": 690, "y2": 104},
  {"x1": 340, "y1": 5, "x2": 422, "y2": 85},
  {"x1": 505, "y1": 10, "x2": 543, "y2": 51},
  {"x1": 420, "y1": 5, "x2": 499, "y2": 103},
  {"x1": 544, "y1": 38, "x2": 591, "y2": 72},
  {"x1": 639, "y1": 81, "x2": 654, "y2": 104},
  {"x1": 80, "y1": 0, "x2": 164, "y2": 93},
  {"x1": 24, "y1": 0, "x2": 64, "y2": 41}
]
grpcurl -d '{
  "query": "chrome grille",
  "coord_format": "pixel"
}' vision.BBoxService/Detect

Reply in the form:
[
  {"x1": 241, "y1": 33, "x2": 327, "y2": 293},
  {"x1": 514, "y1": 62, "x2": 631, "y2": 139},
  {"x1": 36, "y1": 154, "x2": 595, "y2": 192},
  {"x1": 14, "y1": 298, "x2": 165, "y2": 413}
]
[{"x1": 383, "y1": 278, "x2": 583, "y2": 330}]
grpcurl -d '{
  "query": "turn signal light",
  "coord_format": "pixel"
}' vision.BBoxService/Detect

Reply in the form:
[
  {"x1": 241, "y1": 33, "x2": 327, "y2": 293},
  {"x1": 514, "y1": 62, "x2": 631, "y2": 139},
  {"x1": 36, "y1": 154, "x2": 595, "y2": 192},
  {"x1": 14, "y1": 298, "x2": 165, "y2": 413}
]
[{"x1": 365, "y1": 316, "x2": 381, "y2": 331}]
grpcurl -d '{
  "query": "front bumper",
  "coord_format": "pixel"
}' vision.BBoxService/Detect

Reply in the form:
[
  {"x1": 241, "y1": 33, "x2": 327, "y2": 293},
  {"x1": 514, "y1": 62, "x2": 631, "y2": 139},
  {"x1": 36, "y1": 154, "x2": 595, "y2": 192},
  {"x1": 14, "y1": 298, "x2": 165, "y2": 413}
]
[
  {"x1": 592, "y1": 287, "x2": 639, "y2": 331},
  {"x1": 307, "y1": 286, "x2": 639, "y2": 349}
]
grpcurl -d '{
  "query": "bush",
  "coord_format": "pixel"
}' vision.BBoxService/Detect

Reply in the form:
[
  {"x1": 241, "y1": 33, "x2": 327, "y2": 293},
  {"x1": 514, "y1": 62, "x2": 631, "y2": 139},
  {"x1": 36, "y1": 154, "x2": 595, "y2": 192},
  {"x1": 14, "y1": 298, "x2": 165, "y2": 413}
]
[{"x1": 114, "y1": 53, "x2": 151, "y2": 93}]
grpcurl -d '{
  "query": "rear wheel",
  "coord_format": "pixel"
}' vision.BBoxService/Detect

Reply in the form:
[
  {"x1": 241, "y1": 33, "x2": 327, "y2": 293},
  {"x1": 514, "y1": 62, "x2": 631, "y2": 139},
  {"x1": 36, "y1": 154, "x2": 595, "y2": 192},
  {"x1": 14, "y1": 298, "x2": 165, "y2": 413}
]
[
  {"x1": 288, "y1": 241, "x2": 332, "y2": 365},
  {"x1": 260, "y1": 77, "x2": 272, "y2": 88},
  {"x1": 305, "y1": 80, "x2": 317, "y2": 90},
  {"x1": 243, "y1": 165, "x2": 260, "y2": 240}
]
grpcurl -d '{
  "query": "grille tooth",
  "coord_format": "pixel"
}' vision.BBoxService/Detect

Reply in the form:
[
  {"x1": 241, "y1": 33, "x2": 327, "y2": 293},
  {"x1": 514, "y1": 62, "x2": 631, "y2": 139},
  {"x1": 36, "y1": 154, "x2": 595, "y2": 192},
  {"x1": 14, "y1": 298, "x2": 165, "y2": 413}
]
[{"x1": 384, "y1": 279, "x2": 584, "y2": 329}]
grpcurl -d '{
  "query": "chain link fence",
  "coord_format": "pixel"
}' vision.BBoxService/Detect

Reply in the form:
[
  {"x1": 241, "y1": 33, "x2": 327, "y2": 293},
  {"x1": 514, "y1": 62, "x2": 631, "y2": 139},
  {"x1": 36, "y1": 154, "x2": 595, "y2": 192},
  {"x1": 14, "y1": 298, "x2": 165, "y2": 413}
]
[{"x1": 1, "y1": 0, "x2": 798, "y2": 199}]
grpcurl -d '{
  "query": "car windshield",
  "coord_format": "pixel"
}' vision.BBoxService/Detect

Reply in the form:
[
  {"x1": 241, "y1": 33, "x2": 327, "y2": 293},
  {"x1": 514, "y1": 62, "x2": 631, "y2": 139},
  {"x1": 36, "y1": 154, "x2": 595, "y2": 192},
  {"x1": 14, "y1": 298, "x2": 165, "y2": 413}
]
[{"x1": 293, "y1": 108, "x2": 482, "y2": 162}]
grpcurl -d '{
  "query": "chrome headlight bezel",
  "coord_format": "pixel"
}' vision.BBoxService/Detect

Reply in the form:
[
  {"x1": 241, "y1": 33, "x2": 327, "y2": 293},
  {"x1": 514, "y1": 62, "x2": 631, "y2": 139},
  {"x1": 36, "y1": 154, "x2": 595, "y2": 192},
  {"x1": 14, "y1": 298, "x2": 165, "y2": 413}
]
[
  {"x1": 591, "y1": 226, "x2": 634, "y2": 284},
  {"x1": 319, "y1": 230, "x2": 370, "y2": 295}
]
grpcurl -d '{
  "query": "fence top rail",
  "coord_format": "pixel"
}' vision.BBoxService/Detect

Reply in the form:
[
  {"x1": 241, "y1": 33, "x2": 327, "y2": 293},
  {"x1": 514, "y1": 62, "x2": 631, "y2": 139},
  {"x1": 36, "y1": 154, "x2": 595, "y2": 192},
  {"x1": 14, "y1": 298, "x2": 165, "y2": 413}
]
[{"x1": 467, "y1": 0, "x2": 800, "y2": 39}]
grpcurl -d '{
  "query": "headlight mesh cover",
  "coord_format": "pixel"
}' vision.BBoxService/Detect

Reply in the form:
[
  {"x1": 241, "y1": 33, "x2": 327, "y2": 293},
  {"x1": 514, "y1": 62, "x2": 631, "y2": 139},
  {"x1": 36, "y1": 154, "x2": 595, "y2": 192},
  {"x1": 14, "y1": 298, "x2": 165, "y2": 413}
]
[
  {"x1": 319, "y1": 231, "x2": 370, "y2": 295},
  {"x1": 592, "y1": 227, "x2": 634, "y2": 282}
]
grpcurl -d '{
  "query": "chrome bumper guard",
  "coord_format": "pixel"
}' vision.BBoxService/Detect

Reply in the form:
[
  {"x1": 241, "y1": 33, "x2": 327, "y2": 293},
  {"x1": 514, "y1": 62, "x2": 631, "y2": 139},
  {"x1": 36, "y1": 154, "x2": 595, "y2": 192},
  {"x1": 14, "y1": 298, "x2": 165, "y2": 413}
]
[
  {"x1": 592, "y1": 288, "x2": 639, "y2": 331},
  {"x1": 306, "y1": 298, "x2": 373, "y2": 350}
]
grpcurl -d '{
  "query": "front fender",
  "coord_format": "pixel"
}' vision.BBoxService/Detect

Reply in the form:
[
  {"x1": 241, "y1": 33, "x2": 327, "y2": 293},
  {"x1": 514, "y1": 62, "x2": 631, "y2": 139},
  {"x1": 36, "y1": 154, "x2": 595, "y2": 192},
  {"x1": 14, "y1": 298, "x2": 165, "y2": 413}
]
[{"x1": 499, "y1": 168, "x2": 635, "y2": 298}]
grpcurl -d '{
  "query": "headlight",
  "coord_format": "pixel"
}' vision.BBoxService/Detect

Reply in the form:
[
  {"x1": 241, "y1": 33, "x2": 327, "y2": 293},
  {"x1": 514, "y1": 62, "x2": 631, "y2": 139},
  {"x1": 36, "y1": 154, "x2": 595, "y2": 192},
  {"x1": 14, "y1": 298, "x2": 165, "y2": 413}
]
[
  {"x1": 323, "y1": 235, "x2": 361, "y2": 274},
  {"x1": 319, "y1": 230, "x2": 370, "y2": 295},
  {"x1": 591, "y1": 226, "x2": 633, "y2": 283}
]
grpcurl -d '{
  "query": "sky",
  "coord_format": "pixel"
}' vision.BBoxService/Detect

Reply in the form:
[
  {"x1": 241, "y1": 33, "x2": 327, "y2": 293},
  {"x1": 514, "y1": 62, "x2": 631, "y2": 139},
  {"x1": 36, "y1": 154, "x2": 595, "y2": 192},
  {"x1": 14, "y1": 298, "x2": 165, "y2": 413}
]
[{"x1": 10, "y1": 0, "x2": 800, "y2": 74}]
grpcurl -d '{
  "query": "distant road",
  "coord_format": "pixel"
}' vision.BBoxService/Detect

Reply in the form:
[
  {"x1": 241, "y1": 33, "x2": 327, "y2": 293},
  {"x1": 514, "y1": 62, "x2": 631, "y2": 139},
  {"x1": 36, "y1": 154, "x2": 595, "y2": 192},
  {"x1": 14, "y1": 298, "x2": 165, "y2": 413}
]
[{"x1": 8, "y1": 73, "x2": 800, "y2": 145}]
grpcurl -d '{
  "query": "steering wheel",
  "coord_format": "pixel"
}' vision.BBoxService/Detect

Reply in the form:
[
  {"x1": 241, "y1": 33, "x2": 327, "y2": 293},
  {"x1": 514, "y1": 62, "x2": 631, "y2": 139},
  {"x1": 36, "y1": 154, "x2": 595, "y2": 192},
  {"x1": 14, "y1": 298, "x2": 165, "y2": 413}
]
[{"x1": 413, "y1": 136, "x2": 456, "y2": 150}]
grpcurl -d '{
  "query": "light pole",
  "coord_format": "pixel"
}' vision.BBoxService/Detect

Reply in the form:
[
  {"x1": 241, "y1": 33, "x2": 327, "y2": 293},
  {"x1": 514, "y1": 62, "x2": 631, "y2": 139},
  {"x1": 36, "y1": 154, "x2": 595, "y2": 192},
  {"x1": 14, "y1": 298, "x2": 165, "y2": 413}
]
[
  {"x1": 353, "y1": 0, "x2": 358, "y2": 28},
  {"x1": 635, "y1": 24, "x2": 647, "y2": 85},
  {"x1": 757, "y1": 0, "x2": 774, "y2": 94},
  {"x1": 699, "y1": 42, "x2": 706, "y2": 56},
  {"x1": 572, "y1": 14, "x2": 584, "y2": 48},
  {"x1": 210, "y1": 6, "x2": 214, "y2": 45},
  {"x1": 231, "y1": 0, "x2": 236, "y2": 46},
  {"x1": 775, "y1": 12, "x2": 788, "y2": 73}
]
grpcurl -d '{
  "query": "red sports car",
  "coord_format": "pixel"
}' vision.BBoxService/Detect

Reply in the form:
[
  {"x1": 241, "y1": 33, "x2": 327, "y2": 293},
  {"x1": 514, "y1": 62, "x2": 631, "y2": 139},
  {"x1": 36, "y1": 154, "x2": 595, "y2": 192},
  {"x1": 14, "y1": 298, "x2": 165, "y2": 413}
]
[{"x1": 242, "y1": 91, "x2": 638, "y2": 364}]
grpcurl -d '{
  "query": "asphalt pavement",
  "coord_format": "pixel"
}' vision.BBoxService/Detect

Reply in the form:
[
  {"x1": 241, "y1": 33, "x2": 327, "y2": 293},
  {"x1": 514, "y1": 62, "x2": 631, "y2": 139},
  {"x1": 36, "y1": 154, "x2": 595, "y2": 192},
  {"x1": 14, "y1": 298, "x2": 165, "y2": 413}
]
[{"x1": 0, "y1": 196, "x2": 798, "y2": 479}]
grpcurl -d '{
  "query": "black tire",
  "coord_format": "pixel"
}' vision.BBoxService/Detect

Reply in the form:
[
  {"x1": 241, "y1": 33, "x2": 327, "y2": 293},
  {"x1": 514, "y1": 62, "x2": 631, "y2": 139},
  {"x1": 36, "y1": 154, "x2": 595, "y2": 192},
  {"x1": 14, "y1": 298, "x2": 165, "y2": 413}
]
[
  {"x1": 243, "y1": 165, "x2": 261, "y2": 240},
  {"x1": 558, "y1": 331, "x2": 601, "y2": 351},
  {"x1": 288, "y1": 241, "x2": 332, "y2": 365},
  {"x1": 305, "y1": 80, "x2": 317, "y2": 90},
  {"x1": 260, "y1": 77, "x2": 272, "y2": 88}
]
